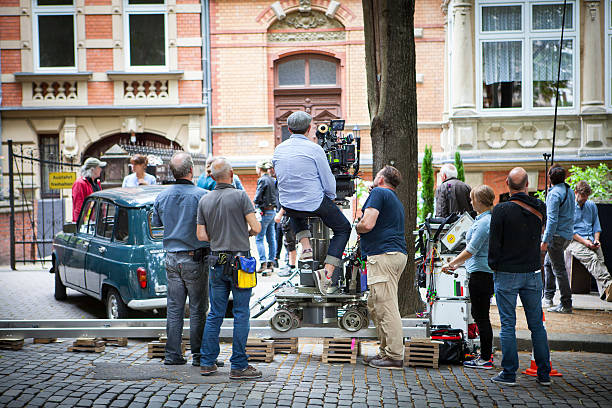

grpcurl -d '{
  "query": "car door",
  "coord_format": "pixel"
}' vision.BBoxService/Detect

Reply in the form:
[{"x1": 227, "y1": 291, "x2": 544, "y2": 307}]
[
  {"x1": 85, "y1": 200, "x2": 116, "y2": 296},
  {"x1": 64, "y1": 198, "x2": 97, "y2": 288}
]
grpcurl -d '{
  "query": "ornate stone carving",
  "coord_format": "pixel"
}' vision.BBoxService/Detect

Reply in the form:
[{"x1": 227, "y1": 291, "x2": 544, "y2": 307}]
[
  {"x1": 550, "y1": 123, "x2": 575, "y2": 147},
  {"x1": 585, "y1": 1, "x2": 599, "y2": 21},
  {"x1": 123, "y1": 80, "x2": 169, "y2": 100},
  {"x1": 585, "y1": 122, "x2": 604, "y2": 147},
  {"x1": 62, "y1": 117, "x2": 78, "y2": 159},
  {"x1": 33, "y1": 81, "x2": 78, "y2": 100},
  {"x1": 515, "y1": 122, "x2": 542, "y2": 148},
  {"x1": 267, "y1": 31, "x2": 345, "y2": 42},
  {"x1": 270, "y1": 10, "x2": 342, "y2": 30},
  {"x1": 484, "y1": 123, "x2": 507, "y2": 149},
  {"x1": 299, "y1": 0, "x2": 311, "y2": 13},
  {"x1": 187, "y1": 115, "x2": 201, "y2": 153}
]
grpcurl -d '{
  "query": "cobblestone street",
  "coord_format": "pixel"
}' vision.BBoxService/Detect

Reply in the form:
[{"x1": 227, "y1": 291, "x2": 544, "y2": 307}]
[{"x1": 0, "y1": 339, "x2": 611, "y2": 408}]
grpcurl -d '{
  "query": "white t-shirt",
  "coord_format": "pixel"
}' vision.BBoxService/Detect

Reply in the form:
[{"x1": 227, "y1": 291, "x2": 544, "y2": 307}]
[{"x1": 122, "y1": 172, "x2": 157, "y2": 188}]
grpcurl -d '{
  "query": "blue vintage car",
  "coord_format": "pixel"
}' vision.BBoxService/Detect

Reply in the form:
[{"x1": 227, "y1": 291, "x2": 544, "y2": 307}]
[{"x1": 52, "y1": 186, "x2": 169, "y2": 319}]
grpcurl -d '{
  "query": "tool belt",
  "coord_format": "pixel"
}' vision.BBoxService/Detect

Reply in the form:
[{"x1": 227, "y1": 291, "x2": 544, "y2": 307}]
[
  {"x1": 209, "y1": 251, "x2": 257, "y2": 289},
  {"x1": 175, "y1": 247, "x2": 210, "y2": 263}
]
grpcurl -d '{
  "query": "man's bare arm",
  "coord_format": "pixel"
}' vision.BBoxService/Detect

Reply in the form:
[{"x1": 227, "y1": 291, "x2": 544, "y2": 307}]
[
  {"x1": 246, "y1": 212, "x2": 261, "y2": 236},
  {"x1": 356, "y1": 208, "x2": 380, "y2": 234},
  {"x1": 196, "y1": 224, "x2": 209, "y2": 242}
]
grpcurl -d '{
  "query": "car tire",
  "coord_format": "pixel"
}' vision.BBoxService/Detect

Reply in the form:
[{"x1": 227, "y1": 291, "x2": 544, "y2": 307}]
[
  {"x1": 106, "y1": 288, "x2": 129, "y2": 319},
  {"x1": 54, "y1": 263, "x2": 67, "y2": 301}
]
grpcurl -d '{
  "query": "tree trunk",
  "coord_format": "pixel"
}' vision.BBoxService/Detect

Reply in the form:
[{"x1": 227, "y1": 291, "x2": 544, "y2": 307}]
[{"x1": 362, "y1": 0, "x2": 423, "y2": 315}]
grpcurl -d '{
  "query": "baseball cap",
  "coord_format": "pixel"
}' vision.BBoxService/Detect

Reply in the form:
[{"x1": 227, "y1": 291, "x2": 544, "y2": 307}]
[{"x1": 83, "y1": 157, "x2": 107, "y2": 169}]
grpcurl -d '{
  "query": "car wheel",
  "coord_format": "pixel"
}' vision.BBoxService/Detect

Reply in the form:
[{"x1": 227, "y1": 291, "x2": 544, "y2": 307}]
[
  {"x1": 54, "y1": 263, "x2": 67, "y2": 301},
  {"x1": 106, "y1": 288, "x2": 129, "y2": 319}
]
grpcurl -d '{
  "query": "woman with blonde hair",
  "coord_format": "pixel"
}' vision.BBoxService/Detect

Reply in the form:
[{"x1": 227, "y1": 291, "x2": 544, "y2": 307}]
[
  {"x1": 122, "y1": 154, "x2": 156, "y2": 187},
  {"x1": 442, "y1": 184, "x2": 496, "y2": 369}
]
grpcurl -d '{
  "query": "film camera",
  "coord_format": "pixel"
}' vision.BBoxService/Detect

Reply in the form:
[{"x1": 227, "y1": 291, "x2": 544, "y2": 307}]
[{"x1": 315, "y1": 119, "x2": 360, "y2": 202}]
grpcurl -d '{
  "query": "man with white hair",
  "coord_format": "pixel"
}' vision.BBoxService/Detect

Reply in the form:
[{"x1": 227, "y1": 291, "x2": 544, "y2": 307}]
[
  {"x1": 435, "y1": 163, "x2": 474, "y2": 218},
  {"x1": 72, "y1": 157, "x2": 106, "y2": 221}
]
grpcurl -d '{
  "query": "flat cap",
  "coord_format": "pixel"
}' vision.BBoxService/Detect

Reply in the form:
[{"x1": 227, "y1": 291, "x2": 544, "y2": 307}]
[
  {"x1": 256, "y1": 159, "x2": 272, "y2": 170},
  {"x1": 287, "y1": 111, "x2": 312, "y2": 133},
  {"x1": 83, "y1": 157, "x2": 106, "y2": 169}
]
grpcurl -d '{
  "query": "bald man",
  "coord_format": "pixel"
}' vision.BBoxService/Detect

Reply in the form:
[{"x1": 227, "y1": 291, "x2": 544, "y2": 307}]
[{"x1": 488, "y1": 167, "x2": 551, "y2": 387}]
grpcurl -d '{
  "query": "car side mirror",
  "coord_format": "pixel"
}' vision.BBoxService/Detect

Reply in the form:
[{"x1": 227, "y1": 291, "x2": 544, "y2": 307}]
[{"x1": 63, "y1": 223, "x2": 77, "y2": 234}]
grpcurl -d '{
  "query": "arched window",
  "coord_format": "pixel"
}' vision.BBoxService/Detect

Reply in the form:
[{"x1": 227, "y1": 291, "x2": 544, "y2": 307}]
[{"x1": 276, "y1": 55, "x2": 339, "y2": 88}]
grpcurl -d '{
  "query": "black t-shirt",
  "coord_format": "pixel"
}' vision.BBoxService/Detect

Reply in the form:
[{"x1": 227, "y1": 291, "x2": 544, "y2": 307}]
[{"x1": 360, "y1": 187, "x2": 407, "y2": 257}]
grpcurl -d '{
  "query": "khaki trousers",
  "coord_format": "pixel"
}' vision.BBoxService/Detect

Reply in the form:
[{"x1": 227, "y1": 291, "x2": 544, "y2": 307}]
[
  {"x1": 567, "y1": 240, "x2": 612, "y2": 298},
  {"x1": 366, "y1": 251, "x2": 407, "y2": 361}
]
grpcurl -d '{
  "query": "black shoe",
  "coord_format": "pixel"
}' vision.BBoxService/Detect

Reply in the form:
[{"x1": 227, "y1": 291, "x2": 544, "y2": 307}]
[
  {"x1": 164, "y1": 358, "x2": 187, "y2": 365},
  {"x1": 216, "y1": 359, "x2": 225, "y2": 367},
  {"x1": 536, "y1": 377, "x2": 552, "y2": 386},
  {"x1": 192, "y1": 358, "x2": 200, "y2": 367},
  {"x1": 547, "y1": 304, "x2": 573, "y2": 314}
]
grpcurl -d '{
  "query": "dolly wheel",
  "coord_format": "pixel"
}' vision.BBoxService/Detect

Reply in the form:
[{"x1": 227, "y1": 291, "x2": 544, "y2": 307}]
[
  {"x1": 270, "y1": 310, "x2": 293, "y2": 332},
  {"x1": 340, "y1": 310, "x2": 365, "y2": 332}
]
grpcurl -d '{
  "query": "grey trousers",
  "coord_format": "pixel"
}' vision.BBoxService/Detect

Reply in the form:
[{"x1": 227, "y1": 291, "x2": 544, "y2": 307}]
[
  {"x1": 165, "y1": 252, "x2": 208, "y2": 363},
  {"x1": 543, "y1": 235, "x2": 572, "y2": 307},
  {"x1": 567, "y1": 240, "x2": 612, "y2": 299}
]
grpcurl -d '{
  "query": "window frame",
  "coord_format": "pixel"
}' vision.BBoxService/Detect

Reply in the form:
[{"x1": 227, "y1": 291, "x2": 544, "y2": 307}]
[
  {"x1": 95, "y1": 200, "x2": 116, "y2": 242},
  {"x1": 123, "y1": 0, "x2": 169, "y2": 71},
  {"x1": 275, "y1": 54, "x2": 340, "y2": 89},
  {"x1": 474, "y1": 0, "x2": 579, "y2": 116},
  {"x1": 77, "y1": 198, "x2": 98, "y2": 236},
  {"x1": 32, "y1": 0, "x2": 77, "y2": 72}
]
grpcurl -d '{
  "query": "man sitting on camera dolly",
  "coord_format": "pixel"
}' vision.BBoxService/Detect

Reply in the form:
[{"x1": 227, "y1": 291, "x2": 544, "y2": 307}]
[{"x1": 272, "y1": 111, "x2": 352, "y2": 295}]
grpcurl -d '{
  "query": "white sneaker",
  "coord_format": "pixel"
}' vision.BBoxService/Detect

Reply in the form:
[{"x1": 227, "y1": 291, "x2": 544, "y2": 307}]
[
  {"x1": 541, "y1": 298, "x2": 554, "y2": 308},
  {"x1": 313, "y1": 269, "x2": 331, "y2": 295}
]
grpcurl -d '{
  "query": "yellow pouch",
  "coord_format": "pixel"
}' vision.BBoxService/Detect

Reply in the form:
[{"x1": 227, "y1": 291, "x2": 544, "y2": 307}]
[{"x1": 234, "y1": 256, "x2": 257, "y2": 289}]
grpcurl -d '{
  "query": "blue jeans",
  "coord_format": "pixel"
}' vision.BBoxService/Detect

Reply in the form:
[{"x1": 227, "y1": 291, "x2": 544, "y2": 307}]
[
  {"x1": 494, "y1": 271, "x2": 551, "y2": 381},
  {"x1": 201, "y1": 264, "x2": 252, "y2": 370},
  {"x1": 285, "y1": 196, "x2": 351, "y2": 267},
  {"x1": 256, "y1": 210, "x2": 276, "y2": 263},
  {"x1": 165, "y1": 252, "x2": 208, "y2": 363}
]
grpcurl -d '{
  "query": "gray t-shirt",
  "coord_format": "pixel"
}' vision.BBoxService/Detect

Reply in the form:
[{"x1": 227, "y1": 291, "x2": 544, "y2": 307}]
[{"x1": 196, "y1": 183, "x2": 255, "y2": 252}]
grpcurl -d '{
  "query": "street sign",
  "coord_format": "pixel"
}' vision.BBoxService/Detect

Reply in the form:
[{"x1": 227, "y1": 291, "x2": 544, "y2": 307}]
[{"x1": 49, "y1": 172, "x2": 76, "y2": 189}]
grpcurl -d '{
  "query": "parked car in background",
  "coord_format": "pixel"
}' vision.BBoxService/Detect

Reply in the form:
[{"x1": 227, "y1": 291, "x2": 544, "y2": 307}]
[{"x1": 52, "y1": 186, "x2": 169, "y2": 319}]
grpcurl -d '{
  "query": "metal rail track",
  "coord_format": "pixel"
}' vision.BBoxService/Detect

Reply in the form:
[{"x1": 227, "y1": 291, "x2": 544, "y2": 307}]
[{"x1": 0, "y1": 318, "x2": 429, "y2": 339}]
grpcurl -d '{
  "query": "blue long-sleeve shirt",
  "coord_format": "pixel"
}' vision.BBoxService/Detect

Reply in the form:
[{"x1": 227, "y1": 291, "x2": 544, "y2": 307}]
[
  {"x1": 272, "y1": 134, "x2": 336, "y2": 212},
  {"x1": 464, "y1": 210, "x2": 493, "y2": 274},
  {"x1": 542, "y1": 183, "x2": 575, "y2": 243},
  {"x1": 573, "y1": 200, "x2": 601, "y2": 241}
]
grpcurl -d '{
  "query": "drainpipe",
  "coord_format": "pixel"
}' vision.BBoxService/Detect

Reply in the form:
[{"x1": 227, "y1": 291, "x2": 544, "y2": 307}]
[
  {"x1": 201, "y1": 0, "x2": 213, "y2": 156},
  {"x1": 0, "y1": 51, "x2": 4, "y2": 199}
]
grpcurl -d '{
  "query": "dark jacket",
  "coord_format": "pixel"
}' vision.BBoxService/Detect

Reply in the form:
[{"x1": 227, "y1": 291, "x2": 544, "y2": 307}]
[
  {"x1": 488, "y1": 192, "x2": 547, "y2": 273},
  {"x1": 254, "y1": 174, "x2": 278, "y2": 210},
  {"x1": 435, "y1": 177, "x2": 474, "y2": 218}
]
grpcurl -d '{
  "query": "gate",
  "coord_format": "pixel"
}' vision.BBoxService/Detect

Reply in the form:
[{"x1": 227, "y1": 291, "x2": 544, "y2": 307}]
[{"x1": 7, "y1": 139, "x2": 79, "y2": 269}]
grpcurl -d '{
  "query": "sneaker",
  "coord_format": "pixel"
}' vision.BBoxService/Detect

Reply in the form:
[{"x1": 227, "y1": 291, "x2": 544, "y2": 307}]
[
  {"x1": 313, "y1": 269, "x2": 331, "y2": 295},
  {"x1": 490, "y1": 372, "x2": 517, "y2": 386},
  {"x1": 163, "y1": 358, "x2": 186, "y2": 365},
  {"x1": 547, "y1": 304, "x2": 573, "y2": 314},
  {"x1": 463, "y1": 358, "x2": 494, "y2": 370},
  {"x1": 256, "y1": 264, "x2": 267, "y2": 274},
  {"x1": 368, "y1": 356, "x2": 404, "y2": 370},
  {"x1": 200, "y1": 364, "x2": 218, "y2": 376},
  {"x1": 541, "y1": 298, "x2": 554, "y2": 308},
  {"x1": 266, "y1": 261, "x2": 274, "y2": 271},
  {"x1": 362, "y1": 354, "x2": 384, "y2": 365},
  {"x1": 536, "y1": 377, "x2": 552, "y2": 386},
  {"x1": 277, "y1": 266, "x2": 292, "y2": 277},
  {"x1": 230, "y1": 364, "x2": 262, "y2": 380},
  {"x1": 300, "y1": 248, "x2": 313, "y2": 261}
]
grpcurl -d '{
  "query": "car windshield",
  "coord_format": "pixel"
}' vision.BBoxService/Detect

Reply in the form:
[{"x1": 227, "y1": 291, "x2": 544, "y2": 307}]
[{"x1": 148, "y1": 210, "x2": 164, "y2": 240}]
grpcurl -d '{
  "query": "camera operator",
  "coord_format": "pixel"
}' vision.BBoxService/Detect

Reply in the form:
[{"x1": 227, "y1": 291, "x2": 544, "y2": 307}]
[
  {"x1": 272, "y1": 111, "x2": 352, "y2": 295},
  {"x1": 151, "y1": 152, "x2": 209, "y2": 366},
  {"x1": 356, "y1": 165, "x2": 407, "y2": 370}
]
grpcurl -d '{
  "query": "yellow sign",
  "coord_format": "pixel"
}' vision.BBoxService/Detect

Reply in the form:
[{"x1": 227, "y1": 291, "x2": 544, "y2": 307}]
[
  {"x1": 447, "y1": 234, "x2": 456, "y2": 244},
  {"x1": 49, "y1": 172, "x2": 76, "y2": 189}
]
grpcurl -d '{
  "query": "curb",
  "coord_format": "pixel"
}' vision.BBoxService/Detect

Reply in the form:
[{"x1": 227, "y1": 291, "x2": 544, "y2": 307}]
[{"x1": 494, "y1": 330, "x2": 612, "y2": 354}]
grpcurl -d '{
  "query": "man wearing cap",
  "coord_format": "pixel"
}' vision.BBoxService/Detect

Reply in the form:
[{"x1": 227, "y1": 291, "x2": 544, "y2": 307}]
[
  {"x1": 254, "y1": 159, "x2": 277, "y2": 274},
  {"x1": 72, "y1": 157, "x2": 106, "y2": 221},
  {"x1": 272, "y1": 111, "x2": 352, "y2": 295}
]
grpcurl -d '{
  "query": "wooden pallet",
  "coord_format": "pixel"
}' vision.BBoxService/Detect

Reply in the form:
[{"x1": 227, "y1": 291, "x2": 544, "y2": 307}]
[
  {"x1": 68, "y1": 338, "x2": 105, "y2": 353},
  {"x1": 33, "y1": 338, "x2": 57, "y2": 344},
  {"x1": 147, "y1": 340, "x2": 186, "y2": 359},
  {"x1": 272, "y1": 337, "x2": 298, "y2": 354},
  {"x1": 0, "y1": 338, "x2": 24, "y2": 351},
  {"x1": 159, "y1": 336, "x2": 189, "y2": 350},
  {"x1": 405, "y1": 339, "x2": 439, "y2": 368},
  {"x1": 322, "y1": 338, "x2": 359, "y2": 364},
  {"x1": 102, "y1": 337, "x2": 128, "y2": 347},
  {"x1": 246, "y1": 338, "x2": 274, "y2": 363}
]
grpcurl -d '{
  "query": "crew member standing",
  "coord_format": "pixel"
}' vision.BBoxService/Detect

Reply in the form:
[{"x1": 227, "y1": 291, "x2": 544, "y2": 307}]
[
  {"x1": 435, "y1": 163, "x2": 473, "y2": 218},
  {"x1": 356, "y1": 165, "x2": 407, "y2": 370},
  {"x1": 488, "y1": 167, "x2": 550, "y2": 386},
  {"x1": 273, "y1": 111, "x2": 352, "y2": 295},
  {"x1": 151, "y1": 152, "x2": 209, "y2": 366},
  {"x1": 254, "y1": 160, "x2": 277, "y2": 273},
  {"x1": 542, "y1": 165, "x2": 575, "y2": 313},
  {"x1": 197, "y1": 158, "x2": 262, "y2": 379}
]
